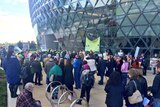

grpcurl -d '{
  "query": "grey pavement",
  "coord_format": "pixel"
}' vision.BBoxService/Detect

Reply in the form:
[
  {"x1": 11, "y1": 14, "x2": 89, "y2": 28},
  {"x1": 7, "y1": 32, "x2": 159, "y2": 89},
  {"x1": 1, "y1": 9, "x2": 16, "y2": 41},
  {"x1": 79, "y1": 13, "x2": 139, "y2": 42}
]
[{"x1": 7, "y1": 70, "x2": 155, "y2": 107}]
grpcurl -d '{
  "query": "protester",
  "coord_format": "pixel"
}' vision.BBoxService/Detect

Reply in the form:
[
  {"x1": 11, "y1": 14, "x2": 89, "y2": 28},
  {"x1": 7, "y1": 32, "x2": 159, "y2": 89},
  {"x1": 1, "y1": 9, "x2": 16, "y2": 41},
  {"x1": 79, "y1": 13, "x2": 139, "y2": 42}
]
[
  {"x1": 97, "y1": 56, "x2": 106, "y2": 85},
  {"x1": 49, "y1": 59, "x2": 63, "y2": 99},
  {"x1": 124, "y1": 69, "x2": 143, "y2": 107},
  {"x1": 73, "y1": 55, "x2": 82, "y2": 89},
  {"x1": 104, "y1": 71, "x2": 123, "y2": 107},
  {"x1": 16, "y1": 83, "x2": 41, "y2": 107},
  {"x1": 21, "y1": 59, "x2": 33, "y2": 88},
  {"x1": 3, "y1": 45, "x2": 21, "y2": 98},
  {"x1": 136, "y1": 69, "x2": 148, "y2": 98},
  {"x1": 44, "y1": 57, "x2": 55, "y2": 92},
  {"x1": 31, "y1": 57, "x2": 43, "y2": 85},
  {"x1": 105, "y1": 55, "x2": 115, "y2": 78},
  {"x1": 76, "y1": 60, "x2": 93, "y2": 106},
  {"x1": 151, "y1": 62, "x2": 160, "y2": 106},
  {"x1": 121, "y1": 57, "x2": 129, "y2": 88},
  {"x1": 140, "y1": 54, "x2": 148, "y2": 76},
  {"x1": 63, "y1": 59, "x2": 74, "y2": 91}
]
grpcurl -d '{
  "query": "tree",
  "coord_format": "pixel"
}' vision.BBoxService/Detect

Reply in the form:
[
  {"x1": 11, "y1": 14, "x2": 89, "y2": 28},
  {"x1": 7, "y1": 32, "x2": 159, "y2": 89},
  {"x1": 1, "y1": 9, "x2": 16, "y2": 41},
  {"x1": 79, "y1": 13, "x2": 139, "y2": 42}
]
[
  {"x1": 17, "y1": 41, "x2": 23, "y2": 50},
  {"x1": 29, "y1": 41, "x2": 36, "y2": 50}
]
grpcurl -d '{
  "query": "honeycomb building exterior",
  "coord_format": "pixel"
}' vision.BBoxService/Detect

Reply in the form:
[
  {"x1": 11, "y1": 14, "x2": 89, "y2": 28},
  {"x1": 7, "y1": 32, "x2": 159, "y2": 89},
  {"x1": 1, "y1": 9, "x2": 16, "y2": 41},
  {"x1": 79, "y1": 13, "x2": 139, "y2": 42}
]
[{"x1": 29, "y1": 0, "x2": 160, "y2": 57}]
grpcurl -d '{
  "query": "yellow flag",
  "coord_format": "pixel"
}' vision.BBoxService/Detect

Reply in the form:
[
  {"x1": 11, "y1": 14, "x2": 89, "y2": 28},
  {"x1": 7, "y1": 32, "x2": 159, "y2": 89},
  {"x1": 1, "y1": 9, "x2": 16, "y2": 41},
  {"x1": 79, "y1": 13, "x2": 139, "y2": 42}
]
[{"x1": 85, "y1": 37, "x2": 100, "y2": 52}]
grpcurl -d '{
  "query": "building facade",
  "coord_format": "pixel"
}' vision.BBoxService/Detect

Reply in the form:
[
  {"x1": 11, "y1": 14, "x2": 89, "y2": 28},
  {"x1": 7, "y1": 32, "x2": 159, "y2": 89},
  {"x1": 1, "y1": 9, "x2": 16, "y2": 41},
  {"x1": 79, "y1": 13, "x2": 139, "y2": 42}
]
[{"x1": 29, "y1": 0, "x2": 160, "y2": 57}]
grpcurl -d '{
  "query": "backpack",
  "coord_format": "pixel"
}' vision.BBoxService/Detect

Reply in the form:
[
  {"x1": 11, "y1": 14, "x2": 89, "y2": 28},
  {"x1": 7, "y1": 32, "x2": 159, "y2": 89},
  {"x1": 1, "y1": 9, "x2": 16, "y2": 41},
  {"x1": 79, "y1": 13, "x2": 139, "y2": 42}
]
[
  {"x1": 83, "y1": 72, "x2": 94, "y2": 87},
  {"x1": 21, "y1": 66, "x2": 28, "y2": 79}
]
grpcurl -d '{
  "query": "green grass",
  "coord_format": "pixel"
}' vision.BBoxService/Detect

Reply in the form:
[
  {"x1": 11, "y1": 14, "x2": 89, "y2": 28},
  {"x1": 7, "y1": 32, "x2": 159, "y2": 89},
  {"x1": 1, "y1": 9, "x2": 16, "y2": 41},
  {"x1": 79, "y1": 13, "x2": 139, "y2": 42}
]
[{"x1": 0, "y1": 67, "x2": 7, "y2": 107}]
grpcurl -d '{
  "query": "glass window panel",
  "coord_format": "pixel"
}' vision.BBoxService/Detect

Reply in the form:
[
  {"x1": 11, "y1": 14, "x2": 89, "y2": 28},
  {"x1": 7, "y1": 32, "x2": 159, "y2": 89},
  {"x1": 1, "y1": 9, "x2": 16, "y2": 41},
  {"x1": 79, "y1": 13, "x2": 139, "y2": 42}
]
[
  {"x1": 136, "y1": 26, "x2": 148, "y2": 35},
  {"x1": 95, "y1": 0, "x2": 105, "y2": 8},
  {"x1": 85, "y1": 1, "x2": 92, "y2": 8},
  {"x1": 116, "y1": 15, "x2": 125, "y2": 25},
  {"x1": 128, "y1": 13, "x2": 139, "y2": 24},
  {"x1": 136, "y1": 0, "x2": 148, "y2": 11},
  {"x1": 129, "y1": 28, "x2": 139, "y2": 37},
  {"x1": 71, "y1": 1, "x2": 77, "y2": 10},
  {"x1": 121, "y1": 27, "x2": 132, "y2": 36},
  {"x1": 153, "y1": 38, "x2": 160, "y2": 48},
  {"x1": 121, "y1": 16, "x2": 132, "y2": 26},
  {"x1": 143, "y1": 26, "x2": 156, "y2": 36},
  {"x1": 143, "y1": 0, "x2": 157, "y2": 12},
  {"x1": 90, "y1": 0, "x2": 97, "y2": 7},
  {"x1": 121, "y1": 2, "x2": 132, "y2": 13},
  {"x1": 151, "y1": 25, "x2": 160, "y2": 35},
  {"x1": 142, "y1": 38, "x2": 152, "y2": 47},
  {"x1": 79, "y1": 0, "x2": 87, "y2": 8},
  {"x1": 128, "y1": 2, "x2": 140, "y2": 14},
  {"x1": 152, "y1": 13, "x2": 160, "y2": 24},
  {"x1": 116, "y1": 6, "x2": 125, "y2": 16},
  {"x1": 101, "y1": 0, "x2": 108, "y2": 4},
  {"x1": 117, "y1": 29, "x2": 125, "y2": 37},
  {"x1": 121, "y1": 0, "x2": 134, "y2": 3},
  {"x1": 136, "y1": 15, "x2": 148, "y2": 25},
  {"x1": 143, "y1": 12, "x2": 156, "y2": 23},
  {"x1": 153, "y1": 0, "x2": 160, "y2": 9}
]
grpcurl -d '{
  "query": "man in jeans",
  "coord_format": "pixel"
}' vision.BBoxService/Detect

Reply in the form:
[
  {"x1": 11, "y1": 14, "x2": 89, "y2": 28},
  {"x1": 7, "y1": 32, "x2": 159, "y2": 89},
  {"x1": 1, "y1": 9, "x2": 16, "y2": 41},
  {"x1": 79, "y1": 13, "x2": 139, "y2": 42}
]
[{"x1": 152, "y1": 62, "x2": 160, "y2": 106}]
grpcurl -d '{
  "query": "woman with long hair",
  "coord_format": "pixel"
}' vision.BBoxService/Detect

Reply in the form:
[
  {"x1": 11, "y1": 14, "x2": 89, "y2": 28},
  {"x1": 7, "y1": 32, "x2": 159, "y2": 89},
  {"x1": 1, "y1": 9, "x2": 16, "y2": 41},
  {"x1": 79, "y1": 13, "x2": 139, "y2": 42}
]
[
  {"x1": 124, "y1": 69, "x2": 143, "y2": 107},
  {"x1": 64, "y1": 59, "x2": 74, "y2": 91},
  {"x1": 104, "y1": 71, "x2": 123, "y2": 107}
]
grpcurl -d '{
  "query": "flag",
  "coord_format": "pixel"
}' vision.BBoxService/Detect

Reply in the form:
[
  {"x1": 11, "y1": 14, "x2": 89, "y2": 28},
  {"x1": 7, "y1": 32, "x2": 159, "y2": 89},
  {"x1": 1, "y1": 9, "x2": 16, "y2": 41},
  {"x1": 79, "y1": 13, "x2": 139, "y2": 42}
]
[{"x1": 85, "y1": 37, "x2": 100, "y2": 52}]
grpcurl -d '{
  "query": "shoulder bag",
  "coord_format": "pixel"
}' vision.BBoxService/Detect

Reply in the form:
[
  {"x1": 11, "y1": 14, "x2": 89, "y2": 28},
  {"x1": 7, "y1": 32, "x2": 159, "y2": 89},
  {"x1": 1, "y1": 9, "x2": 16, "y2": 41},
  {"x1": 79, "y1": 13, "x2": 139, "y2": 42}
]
[{"x1": 128, "y1": 80, "x2": 143, "y2": 104}]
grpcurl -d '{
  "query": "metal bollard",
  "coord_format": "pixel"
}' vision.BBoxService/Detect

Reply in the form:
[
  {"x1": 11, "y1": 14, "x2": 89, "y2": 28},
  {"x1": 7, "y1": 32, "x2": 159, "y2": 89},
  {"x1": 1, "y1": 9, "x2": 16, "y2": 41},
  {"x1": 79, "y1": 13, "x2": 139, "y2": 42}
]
[
  {"x1": 50, "y1": 85, "x2": 68, "y2": 105},
  {"x1": 45, "y1": 81, "x2": 62, "y2": 107},
  {"x1": 70, "y1": 98, "x2": 87, "y2": 107},
  {"x1": 57, "y1": 90, "x2": 77, "y2": 107}
]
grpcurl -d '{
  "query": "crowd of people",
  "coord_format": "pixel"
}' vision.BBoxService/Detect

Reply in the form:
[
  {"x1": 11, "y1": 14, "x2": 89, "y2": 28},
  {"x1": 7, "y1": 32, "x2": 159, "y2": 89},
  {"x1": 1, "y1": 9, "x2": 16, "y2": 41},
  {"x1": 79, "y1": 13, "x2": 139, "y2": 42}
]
[{"x1": 1, "y1": 45, "x2": 160, "y2": 107}]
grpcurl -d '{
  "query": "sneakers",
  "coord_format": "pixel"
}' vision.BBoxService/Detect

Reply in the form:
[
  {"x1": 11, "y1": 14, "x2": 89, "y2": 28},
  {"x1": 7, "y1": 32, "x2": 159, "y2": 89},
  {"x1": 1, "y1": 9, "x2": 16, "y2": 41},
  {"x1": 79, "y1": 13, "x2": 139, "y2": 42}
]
[
  {"x1": 76, "y1": 100, "x2": 82, "y2": 105},
  {"x1": 98, "y1": 82, "x2": 103, "y2": 85}
]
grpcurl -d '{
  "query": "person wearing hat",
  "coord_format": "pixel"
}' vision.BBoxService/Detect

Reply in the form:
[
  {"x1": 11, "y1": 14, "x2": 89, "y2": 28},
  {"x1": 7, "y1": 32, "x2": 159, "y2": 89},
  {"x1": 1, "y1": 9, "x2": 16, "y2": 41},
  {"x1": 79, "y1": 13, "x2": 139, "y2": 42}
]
[
  {"x1": 3, "y1": 45, "x2": 21, "y2": 98},
  {"x1": 16, "y1": 82, "x2": 41, "y2": 107}
]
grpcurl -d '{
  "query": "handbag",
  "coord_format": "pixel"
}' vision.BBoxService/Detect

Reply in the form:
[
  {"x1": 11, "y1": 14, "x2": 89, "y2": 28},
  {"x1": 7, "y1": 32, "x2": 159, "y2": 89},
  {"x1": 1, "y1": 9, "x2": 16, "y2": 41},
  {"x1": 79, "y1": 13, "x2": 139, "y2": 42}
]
[{"x1": 128, "y1": 80, "x2": 143, "y2": 104}]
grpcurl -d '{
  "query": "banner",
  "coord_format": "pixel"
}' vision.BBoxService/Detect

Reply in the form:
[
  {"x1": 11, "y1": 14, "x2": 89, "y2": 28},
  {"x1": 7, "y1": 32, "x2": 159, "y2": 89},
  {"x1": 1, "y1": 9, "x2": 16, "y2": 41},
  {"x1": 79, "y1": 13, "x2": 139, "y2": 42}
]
[
  {"x1": 134, "y1": 46, "x2": 140, "y2": 58},
  {"x1": 85, "y1": 37, "x2": 100, "y2": 52}
]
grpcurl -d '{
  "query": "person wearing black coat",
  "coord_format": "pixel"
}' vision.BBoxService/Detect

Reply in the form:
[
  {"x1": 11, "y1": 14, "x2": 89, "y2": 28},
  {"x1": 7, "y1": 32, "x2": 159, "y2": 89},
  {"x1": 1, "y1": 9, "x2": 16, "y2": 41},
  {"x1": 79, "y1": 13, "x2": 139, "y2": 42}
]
[
  {"x1": 115, "y1": 57, "x2": 123, "y2": 74},
  {"x1": 137, "y1": 69, "x2": 148, "y2": 98},
  {"x1": 124, "y1": 69, "x2": 143, "y2": 107},
  {"x1": 104, "y1": 71, "x2": 123, "y2": 107},
  {"x1": 141, "y1": 57, "x2": 148, "y2": 76},
  {"x1": 59, "y1": 58, "x2": 65, "y2": 84},
  {"x1": 105, "y1": 56, "x2": 115, "y2": 77},
  {"x1": 152, "y1": 62, "x2": 160, "y2": 99},
  {"x1": 63, "y1": 59, "x2": 74, "y2": 91},
  {"x1": 21, "y1": 59, "x2": 33, "y2": 88},
  {"x1": 31, "y1": 58, "x2": 42, "y2": 85},
  {"x1": 97, "y1": 57, "x2": 107, "y2": 85}
]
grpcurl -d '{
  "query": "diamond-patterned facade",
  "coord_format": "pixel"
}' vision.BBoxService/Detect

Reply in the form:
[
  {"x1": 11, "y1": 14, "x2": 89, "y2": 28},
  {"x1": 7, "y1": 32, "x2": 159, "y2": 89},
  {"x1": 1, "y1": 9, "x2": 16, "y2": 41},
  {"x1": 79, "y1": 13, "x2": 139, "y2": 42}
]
[{"x1": 29, "y1": 0, "x2": 160, "y2": 57}]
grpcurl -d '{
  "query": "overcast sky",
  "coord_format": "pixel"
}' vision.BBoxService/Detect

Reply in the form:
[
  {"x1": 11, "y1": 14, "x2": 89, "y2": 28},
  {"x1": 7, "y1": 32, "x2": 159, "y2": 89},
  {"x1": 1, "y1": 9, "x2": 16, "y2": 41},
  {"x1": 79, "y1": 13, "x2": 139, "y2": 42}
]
[{"x1": 0, "y1": 0, "x2": 36, "y2": 43}]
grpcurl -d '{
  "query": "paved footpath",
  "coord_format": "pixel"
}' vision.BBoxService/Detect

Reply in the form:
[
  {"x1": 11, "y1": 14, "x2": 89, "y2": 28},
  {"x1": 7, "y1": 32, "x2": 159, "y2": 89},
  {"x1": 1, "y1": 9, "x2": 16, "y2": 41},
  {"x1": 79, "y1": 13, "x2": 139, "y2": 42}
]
[{"x1": 8, "y1": 70, "x2": 155, "y2": 107}]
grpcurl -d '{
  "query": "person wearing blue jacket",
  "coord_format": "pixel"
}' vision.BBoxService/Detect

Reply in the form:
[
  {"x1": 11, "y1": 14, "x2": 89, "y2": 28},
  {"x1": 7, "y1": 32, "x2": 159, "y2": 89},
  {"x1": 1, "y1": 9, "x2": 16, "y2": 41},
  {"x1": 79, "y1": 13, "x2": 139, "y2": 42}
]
[
  {"x1": 3, "y1": 45, "x2": 21, "y2": 98},
  {"x1": 73, "y1": 55, "x2": 82, "y2": 89}
]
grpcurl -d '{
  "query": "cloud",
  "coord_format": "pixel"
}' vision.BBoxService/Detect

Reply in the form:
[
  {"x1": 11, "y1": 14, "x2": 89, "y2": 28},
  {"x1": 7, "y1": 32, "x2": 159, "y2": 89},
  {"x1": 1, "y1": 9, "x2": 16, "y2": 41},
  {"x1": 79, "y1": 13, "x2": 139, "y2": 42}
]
[{"x1": 0, "y1": 14, "x2": 36, "y2": 43}]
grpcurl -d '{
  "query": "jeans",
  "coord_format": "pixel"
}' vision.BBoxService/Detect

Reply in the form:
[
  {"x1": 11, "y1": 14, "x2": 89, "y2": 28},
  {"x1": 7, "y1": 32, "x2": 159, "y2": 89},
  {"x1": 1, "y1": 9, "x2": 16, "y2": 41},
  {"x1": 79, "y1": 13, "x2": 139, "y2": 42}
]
[
  {"x1": 80, "y1": 84, "x2": 92, "y2": 103},
  {"x1": 122, "y1": 73, "x2": 128, "y2": 88},
  {"x1": 74, "y1": 68, "x2": 81, "y2": 89}
]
